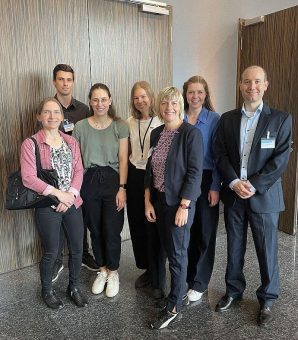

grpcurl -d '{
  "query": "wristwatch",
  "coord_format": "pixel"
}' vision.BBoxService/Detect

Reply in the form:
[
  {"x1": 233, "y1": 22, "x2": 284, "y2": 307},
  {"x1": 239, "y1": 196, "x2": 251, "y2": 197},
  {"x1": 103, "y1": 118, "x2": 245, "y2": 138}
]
[
  {"x1": 119, "y1": 184, "x2": 127, "y2": 189},
  {"x1": 179, "y1": 203, "x2": 191, "y2": 209}
]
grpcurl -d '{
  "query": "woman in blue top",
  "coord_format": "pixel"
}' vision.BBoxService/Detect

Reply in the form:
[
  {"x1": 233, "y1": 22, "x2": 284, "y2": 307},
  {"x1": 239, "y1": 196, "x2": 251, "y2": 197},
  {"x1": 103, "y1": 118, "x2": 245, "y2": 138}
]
[{"x1": 183, "y1": 76, "x2": 221, "y2": 302}]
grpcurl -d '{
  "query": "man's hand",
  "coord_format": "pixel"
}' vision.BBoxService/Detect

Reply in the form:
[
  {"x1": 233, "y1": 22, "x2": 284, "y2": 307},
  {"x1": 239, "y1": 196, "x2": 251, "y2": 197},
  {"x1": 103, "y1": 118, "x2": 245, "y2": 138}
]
[{"x1": 233, "y1": 180, "x2": 255, "y2": 199}]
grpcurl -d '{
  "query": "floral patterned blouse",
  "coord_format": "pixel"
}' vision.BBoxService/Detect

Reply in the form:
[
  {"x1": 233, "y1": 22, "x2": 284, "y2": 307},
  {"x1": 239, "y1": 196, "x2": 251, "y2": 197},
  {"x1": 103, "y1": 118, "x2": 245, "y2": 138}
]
[
  {"x1": 50, "y1": 140, "x2": 72, "y2": 191},
  {"x1": 151, "y1": 128, "x2": 178, "y2": 192}
]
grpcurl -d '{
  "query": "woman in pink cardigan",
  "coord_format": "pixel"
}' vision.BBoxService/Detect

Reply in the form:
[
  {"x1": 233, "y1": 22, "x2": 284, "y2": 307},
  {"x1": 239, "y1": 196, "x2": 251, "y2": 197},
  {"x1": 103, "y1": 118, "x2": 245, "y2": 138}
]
[{"x1": 20, "y1": 97, "x2": 88, "y2": 310}]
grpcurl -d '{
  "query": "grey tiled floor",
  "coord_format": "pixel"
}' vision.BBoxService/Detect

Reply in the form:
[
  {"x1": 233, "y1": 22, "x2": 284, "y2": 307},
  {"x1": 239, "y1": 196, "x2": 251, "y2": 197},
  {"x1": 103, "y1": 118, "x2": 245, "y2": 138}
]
[{"x1": 0, "y1": 218, "x2": 298, "y2": 340}]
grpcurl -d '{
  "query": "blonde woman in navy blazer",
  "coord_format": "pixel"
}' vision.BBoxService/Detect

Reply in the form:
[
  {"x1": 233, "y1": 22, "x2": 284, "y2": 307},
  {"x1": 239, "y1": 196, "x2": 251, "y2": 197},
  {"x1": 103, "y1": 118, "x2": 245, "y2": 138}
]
[{"x1": 144, "y1": 87, "x2": 204, "y2": 329}]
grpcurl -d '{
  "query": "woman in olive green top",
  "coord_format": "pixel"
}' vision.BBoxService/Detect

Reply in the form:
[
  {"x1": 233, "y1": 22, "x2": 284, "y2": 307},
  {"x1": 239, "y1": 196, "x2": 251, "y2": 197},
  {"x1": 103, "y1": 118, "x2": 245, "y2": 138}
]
[{"x1": 73, "y1": 83, "x2": 129, "y2": 298}]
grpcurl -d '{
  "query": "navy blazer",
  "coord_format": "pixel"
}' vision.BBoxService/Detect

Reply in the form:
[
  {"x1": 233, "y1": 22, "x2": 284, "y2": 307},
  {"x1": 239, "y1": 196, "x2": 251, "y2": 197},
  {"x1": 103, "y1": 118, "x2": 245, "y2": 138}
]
[
  {"x1": 144, "y1": 122, "x2": 204, "y2": 206},
  {"x1": 214, "y1": 103, "x2": 292, "y2": 213}
]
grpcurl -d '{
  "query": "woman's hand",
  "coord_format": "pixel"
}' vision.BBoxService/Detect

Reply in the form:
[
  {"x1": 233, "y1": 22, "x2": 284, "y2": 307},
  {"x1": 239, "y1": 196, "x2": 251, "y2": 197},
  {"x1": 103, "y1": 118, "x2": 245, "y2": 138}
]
[
  {"x1": 55, "y1": 202, "x2": 69, "y2": 213},
  {"x1": 145, "y1": 200, "x2": 156, "y2": 222},
  {"x1": 116, "y1": 188, "x2": 126, "y2": 211},
  {"x1": 51, "y1": 189, "x2": 75, "y2": 208},
  {"x1": 208, "y1": 190, "x2": 220, "y2": 207},
  {"x1": 175, "y1": 207, "x2": 188, "y2": 227}
]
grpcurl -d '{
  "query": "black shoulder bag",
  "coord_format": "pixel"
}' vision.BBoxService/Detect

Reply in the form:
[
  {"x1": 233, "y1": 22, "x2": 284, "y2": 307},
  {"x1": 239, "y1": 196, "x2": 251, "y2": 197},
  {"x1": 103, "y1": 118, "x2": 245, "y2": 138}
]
[{"x1": 6, "y1": 137, "x2": 60, "y2": 210}]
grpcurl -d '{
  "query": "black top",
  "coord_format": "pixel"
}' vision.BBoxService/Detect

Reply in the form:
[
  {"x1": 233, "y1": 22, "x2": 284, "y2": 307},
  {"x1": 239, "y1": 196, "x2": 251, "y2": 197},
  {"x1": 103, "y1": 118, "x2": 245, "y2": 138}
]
[{"x1": 55, "y1": 95, "x2": 90, "y2": 135}]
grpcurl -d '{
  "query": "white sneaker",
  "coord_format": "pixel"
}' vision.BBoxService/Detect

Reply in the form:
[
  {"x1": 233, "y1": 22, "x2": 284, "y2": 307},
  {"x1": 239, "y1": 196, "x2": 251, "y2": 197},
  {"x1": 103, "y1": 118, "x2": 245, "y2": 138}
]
[
  {"x1": 187, "y1": 289, "x2": 204, "y2": 302},
  {"x1": 106, "y1": 271, "x2": 119, "y2": 298},
  {"x1": 92, "y1": 271, "x2": 108, "y2": 294}
]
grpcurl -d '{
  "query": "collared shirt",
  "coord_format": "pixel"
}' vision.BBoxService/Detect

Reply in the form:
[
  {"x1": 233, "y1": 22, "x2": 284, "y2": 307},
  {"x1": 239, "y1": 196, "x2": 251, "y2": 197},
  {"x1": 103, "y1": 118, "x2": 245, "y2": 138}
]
[
  {"x1": 184, "y1": 107, "x2": 221, "y2": 191},
  {"x1": 54, "y1": 95, "x2": 90, "y2": 134},
  {"x1": 229, "y1": 102, "x2": 263, "y2": 191},
  {"x1": 239, "y1": 102, "x2": 263, "y2": 180}
]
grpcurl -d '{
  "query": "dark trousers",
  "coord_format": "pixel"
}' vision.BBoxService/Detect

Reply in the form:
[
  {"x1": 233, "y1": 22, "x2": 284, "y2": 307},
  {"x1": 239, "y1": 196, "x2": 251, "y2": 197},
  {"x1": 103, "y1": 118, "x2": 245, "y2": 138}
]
[
  {"x1": 187, "y1": 170, "x2": 219, "y2": 292},
  {"x1": 154, "y1": 192, "x2": 195, "y2": 313},
  {"x1": 126, "y1": 163, "x2": 149, "y2": 269},
  {"x1": 224, "y1": 199, "x2": 279, "y2": 308},
  {"x1": 81, "y1": 166, "x2": 124, "y2": 271},
  {"x1": 127, "y1": 162, "x2": 166, "y2": 289},
  {"x1": 35, "y1": 206, "x2": 84, "y2": 293},
  {"x1": 56, "y1": 205, "x2": 90, "y2": 264}
]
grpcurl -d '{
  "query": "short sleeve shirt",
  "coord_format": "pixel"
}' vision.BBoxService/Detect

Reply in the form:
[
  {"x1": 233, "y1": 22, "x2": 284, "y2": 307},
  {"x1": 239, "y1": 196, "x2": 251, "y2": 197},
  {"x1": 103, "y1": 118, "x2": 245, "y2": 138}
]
[{"x1": 73, "y1": 118, "x2": 129, "y2": 173}]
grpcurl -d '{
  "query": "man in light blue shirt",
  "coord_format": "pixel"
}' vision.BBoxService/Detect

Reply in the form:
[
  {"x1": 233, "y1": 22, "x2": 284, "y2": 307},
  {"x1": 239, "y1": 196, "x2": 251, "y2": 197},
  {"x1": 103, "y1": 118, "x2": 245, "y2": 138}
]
[{"x1": 214, "y1": 66, "x2": 292, "y2": 327}]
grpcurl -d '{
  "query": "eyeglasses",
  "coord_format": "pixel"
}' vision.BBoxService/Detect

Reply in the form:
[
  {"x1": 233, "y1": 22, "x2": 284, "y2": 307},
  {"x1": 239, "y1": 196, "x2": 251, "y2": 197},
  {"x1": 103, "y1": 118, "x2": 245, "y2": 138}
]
[
  {"x1": 41, "y1": 110, "x2": 62, "y2": 115},
  {"x1": 91, "y1": 97, "x2": 110, "y2": 104}
]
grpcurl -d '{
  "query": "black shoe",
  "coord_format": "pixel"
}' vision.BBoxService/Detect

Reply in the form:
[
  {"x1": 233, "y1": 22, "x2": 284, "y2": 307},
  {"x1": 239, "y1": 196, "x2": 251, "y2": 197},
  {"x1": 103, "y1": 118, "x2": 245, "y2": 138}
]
[
  {"x1": 215, "y1": 295, "x2": 241, "y2": 312},
  {"x1": 42, "y1": 290, "x2": 64, "y2": 310},
  {"x1": 258, "y1": 307, "x2": 273, "y2": 327},
  {"x1": 81, "y1": 254, "x2": 99, "y2": 271},
  {"x1": 135, "y1": 270, "x2": 151, "y2": 288},
  {"x1": 149, "y1": 308, "x2": 178, "y2": 329},
  {"x1": 52, "y1": 261, "x2": 64, "y2": 283},
  {"x1": 156, "y1": 295, "x2": 189, "y2": 309},
  {"x1": 67, "y1": 286, "x2": 88, "y2": 307}
]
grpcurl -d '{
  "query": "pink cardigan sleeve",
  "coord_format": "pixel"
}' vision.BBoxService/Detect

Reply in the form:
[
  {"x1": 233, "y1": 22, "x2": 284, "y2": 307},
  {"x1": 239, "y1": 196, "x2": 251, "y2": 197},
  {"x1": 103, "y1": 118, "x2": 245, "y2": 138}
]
[
  {"x1": 68, "y1": 138, "x2": 83, "y2": 197},
  {"x1": 20, "y1": 138, "x2": 54, "y2": 195}
]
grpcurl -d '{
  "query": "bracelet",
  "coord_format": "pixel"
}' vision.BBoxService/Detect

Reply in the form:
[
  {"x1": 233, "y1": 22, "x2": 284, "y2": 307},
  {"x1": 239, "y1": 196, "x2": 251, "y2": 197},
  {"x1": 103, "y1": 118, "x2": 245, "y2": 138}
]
[
  {"x1": 179, "y1": 203, "x2": 191, "y2": 209},
  {"x1": 119, "y1": 184, "x2": 127, "y2": 189}
]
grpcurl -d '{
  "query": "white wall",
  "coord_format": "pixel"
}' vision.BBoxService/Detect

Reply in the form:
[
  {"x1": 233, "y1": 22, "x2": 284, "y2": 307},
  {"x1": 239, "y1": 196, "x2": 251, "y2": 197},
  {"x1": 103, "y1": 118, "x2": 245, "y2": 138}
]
[{"x1": 167, "y1": 0, "x2": 297, "y2": 113}]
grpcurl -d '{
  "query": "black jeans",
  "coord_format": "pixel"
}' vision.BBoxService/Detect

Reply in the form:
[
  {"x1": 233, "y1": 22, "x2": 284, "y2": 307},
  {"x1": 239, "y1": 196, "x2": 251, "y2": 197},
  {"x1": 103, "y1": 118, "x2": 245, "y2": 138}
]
[
  {"x1": 56, "y1": 205, "x2": 90, "y2": 265},
  {"x1": 35, "y1": 206, "x2": 84, "y2": 293},
  {"x1": 81, "y1": 166, "x2": 124, "y2": 271}
]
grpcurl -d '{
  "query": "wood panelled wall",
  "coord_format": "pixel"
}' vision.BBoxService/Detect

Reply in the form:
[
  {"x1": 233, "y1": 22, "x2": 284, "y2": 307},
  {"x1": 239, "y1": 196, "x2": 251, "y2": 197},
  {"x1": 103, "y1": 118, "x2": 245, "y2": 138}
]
[{"x1": 0, "y1": 0, "x2": 172, "y2": 273}]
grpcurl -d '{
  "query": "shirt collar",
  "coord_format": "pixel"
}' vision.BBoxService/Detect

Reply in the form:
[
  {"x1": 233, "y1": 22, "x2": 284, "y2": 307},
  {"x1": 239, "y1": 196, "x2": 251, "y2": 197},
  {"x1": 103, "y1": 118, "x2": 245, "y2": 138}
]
[
  {"x1": 54, "y1": 94, "x2": 76, "y2": 109},
  {"x1": 184, "y1": 107, "x2": 209, "y2": 124},
  {"x1": 241, "y1": 101, "x2": 263, "y2": 118}
]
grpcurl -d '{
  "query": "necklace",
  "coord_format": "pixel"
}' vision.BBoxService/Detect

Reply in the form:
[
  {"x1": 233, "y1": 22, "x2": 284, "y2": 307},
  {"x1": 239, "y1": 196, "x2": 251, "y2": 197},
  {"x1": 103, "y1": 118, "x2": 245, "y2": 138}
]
[{"x1": 91, "y1": 116, "x2": 111, "y2": 129}]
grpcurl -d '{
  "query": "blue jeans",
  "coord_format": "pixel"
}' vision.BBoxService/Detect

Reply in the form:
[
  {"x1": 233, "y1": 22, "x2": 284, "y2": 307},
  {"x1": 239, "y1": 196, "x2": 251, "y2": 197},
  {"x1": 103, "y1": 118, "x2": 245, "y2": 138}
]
[{"x1": 35, "y1": 205, "x2": 84, "y2": 293}]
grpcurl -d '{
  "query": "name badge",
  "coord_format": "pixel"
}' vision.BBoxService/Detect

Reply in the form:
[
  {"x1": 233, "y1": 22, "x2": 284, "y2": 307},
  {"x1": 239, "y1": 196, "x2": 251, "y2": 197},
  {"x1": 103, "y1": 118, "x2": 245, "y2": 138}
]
[
  {"x1": 63, "y1": 122, "x2": 75, "y2": 132},
  {"x1": 261, "y1": 138, "x2": 275, "y2": 149},
  {"x1": 135, "y1": 159, "x2": 147, "y2": 170}
]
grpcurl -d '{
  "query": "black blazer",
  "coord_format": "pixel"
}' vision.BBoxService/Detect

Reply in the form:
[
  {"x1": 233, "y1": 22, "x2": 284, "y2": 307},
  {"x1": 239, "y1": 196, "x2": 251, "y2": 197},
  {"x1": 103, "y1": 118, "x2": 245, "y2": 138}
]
[
  {"x1": 145, "y1": 122, "x2": 204, "y2": 206},
  {"x1": 214, "y1": 103, "x2": 292, "y2": 213}
]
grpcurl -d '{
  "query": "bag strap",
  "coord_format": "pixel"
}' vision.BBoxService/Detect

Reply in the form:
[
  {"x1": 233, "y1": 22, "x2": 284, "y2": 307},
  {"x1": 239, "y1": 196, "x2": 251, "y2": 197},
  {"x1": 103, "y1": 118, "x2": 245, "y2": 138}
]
[{"x1": 30, "y1": 137, "x2": 42, "y2": 175}]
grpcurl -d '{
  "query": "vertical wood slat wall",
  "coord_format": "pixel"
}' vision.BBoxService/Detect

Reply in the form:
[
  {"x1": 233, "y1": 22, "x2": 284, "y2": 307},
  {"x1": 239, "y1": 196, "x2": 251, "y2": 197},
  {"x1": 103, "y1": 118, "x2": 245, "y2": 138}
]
[
  {"x1": 0, "y1": 0, "x2": 172, "y2": 274},
  {"x1": 237, "y1": 6, "x2": 298, "y2": 234}
]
